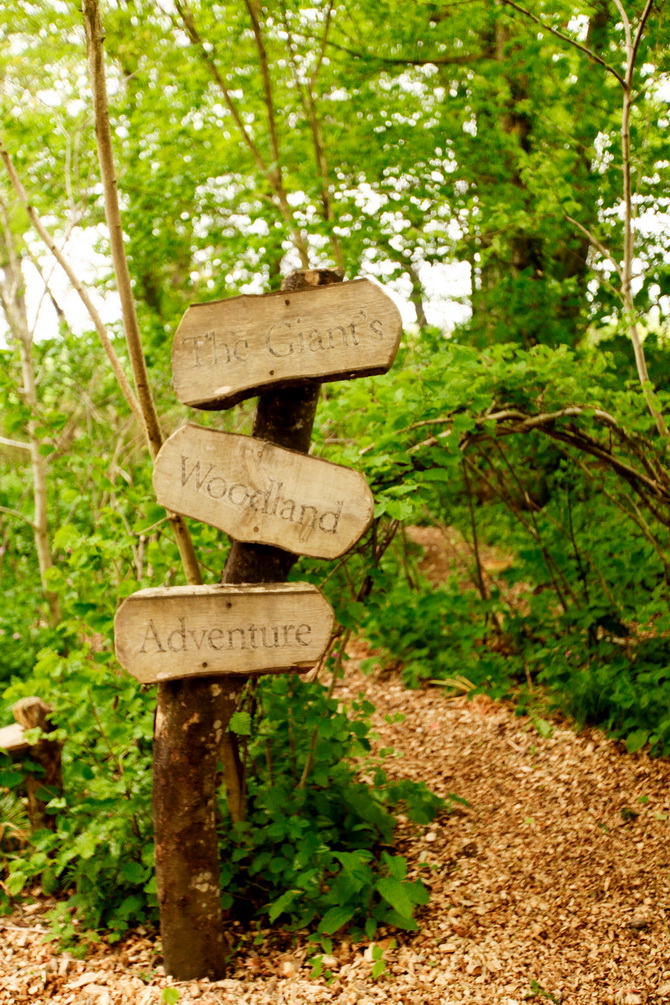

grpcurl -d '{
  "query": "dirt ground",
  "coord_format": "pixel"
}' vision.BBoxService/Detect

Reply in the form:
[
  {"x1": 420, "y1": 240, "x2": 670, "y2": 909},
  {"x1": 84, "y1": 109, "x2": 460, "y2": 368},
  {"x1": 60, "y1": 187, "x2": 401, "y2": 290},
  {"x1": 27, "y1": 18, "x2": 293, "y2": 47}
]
[{"x1": 1, "y1": 528, "x2": 669, "y2": 1004}]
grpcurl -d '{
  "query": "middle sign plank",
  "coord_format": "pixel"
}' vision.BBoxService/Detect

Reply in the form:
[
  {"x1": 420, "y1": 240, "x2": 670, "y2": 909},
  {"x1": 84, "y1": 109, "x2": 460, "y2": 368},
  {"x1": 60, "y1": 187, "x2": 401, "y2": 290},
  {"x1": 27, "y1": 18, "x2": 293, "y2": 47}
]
[
  {"x1": 172, "y1": 278, "x2": 402, "y2": 410},
  {"x1": 153, "y1": 424, "x2": 374, "y2": 559}
]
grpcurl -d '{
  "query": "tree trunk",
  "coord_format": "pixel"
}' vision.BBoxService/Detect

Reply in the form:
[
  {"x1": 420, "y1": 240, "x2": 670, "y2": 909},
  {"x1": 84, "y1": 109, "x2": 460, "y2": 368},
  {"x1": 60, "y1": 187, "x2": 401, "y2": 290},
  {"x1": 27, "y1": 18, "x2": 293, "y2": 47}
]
[
  {"x1": 219, "y1": 273, "x2": 342, "y2": 828},
  {"x1": 0, "y1": 250, "x2": 61, "y2": 627}
]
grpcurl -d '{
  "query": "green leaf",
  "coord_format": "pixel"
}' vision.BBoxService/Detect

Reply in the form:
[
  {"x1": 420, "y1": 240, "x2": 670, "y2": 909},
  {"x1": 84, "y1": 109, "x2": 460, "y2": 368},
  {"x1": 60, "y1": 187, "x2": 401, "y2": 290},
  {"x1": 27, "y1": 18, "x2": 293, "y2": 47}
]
[
  {"x1": 53, "y1": 523, "x2": 82, "y2": 551},
  {"x1": 382, "y1": 854, "x2": 407, "y2": 882},
  {"x1": 376, "y1": 877, "x2": 414, "y2": 918},
  {"x1": 228, "y1": 711, "x2": 252, "y2": 736},
  {"x1": 120, "y1": 860, "x2": 146, "y2": 884},
  {"x1": 0, "y1": 769, "x2": 24, "y2": 788},
  {"x1": 372, "y1": 959, "x2": 387, "y2": 979},
  {"x1": 6, "y1": 872, "x2": 28, "y2": 896},
  {"x1": 419, "y1": 468, "x2": 452, "y2": 482},
  {"x1": 626, "y1": 729, "x2": 649, "y2": 753},
  {"x1": 161, "y1": 989, "x2": 181, "y2": 1004},
  {"x1": 267, "y1": 888, "x2": 299, "y2": 923},
  {"x1": 318, "y1": 905, "x2": 356, "y2": 934},
  {"x1": 532, "y1": 717, "x2": 553, "y2": 739},
  {"x1": 380, "y1": 908, "x2": 419, "y2": 931}
]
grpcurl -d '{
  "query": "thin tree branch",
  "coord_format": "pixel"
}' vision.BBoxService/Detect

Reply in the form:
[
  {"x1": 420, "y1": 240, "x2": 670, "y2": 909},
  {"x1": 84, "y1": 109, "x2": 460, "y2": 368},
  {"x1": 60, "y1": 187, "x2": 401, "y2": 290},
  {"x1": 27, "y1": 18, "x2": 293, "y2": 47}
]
[
  {"x1": 577, "y1": 458, "x2": 670, "y2": 573},
  {"x1": 611, "y1": 0, "x2": 667, "y2": 438},
  {"x1": 393, "y1": 403, "x2": 670, "y2": 514},
  {"x1": 174, "y1": 0, "x2": 269, "y2": 176},
  {"x1": 174, "y1": 0, "x2": 309, "y2": 266},
  {"x1": 611, "y1": 0, "x2": 632, "y2": 52},
  {"x1": 82, "y1": 0, "x2": 162, "y2": 456},
  {"x1": 465, "y1": 449, "x2": 572, "y2": 611},
  {"x1": 298, "y1": 629, "x2": 350, "y2": 790},
  {"x1": 82, "y1": 0, "x2": 202, "y2": 585},
  {"x1": 0, "y1": 503, "x2": 35, "y2": 528},
  {"x1": 564, "y1": 213, "x2": 624, "y2": 285},
  {"x1": 0, "y1": 139, "x2": 145, "y2": 430},
  {"x1": 498, "y1": 0, "x2": 626, "y2": 87},
  {"x1": 309, "y1": 0, "x2": 334, "y2": 88},
  {"x1": 0, "y1": 435, "x2": 31, "y2": 451},
  {"x1": 460, "y1": 456, "x2": 505, "y2": 633},
  {"x1": 278, "y1": 0, "x2": 342, "y2": 268},
  {"x1": 325, "y1": 35, "x2": 491, "y2": 67},
  {"x1": 243, "y1": 0, "x2": 281, "y2": 177}
]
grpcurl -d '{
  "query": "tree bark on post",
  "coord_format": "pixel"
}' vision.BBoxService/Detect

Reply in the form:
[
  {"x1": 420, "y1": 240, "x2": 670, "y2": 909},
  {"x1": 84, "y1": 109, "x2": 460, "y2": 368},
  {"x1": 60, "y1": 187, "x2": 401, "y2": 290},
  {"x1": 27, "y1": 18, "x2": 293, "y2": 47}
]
[
  {"x1": 153, "y1": 676, "x2": 242, "y2": 981},
  {"x1": 153, "y1": 270, "x2": 342, "y2": 980}
]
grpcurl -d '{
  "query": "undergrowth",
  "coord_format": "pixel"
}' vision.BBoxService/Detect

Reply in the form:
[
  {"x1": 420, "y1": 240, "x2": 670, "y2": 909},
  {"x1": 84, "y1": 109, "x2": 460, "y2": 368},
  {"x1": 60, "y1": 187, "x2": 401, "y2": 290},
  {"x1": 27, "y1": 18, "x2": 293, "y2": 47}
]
[{"x1": 0, "y1": 641, "x2": 446, "y2": 947}]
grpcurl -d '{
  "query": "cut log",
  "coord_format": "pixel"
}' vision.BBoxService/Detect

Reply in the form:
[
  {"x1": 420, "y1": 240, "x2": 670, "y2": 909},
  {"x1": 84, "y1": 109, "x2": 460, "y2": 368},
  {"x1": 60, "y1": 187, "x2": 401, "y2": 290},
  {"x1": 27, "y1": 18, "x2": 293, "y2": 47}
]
[{"x1": 0, "y1": 698, "x2": 64, "y2": 831}]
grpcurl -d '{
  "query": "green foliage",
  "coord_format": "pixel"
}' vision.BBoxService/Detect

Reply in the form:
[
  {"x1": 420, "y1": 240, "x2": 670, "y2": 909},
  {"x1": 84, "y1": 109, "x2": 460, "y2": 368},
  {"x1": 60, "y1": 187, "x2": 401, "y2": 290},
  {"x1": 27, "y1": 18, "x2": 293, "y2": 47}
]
[
  {"x1": 2, "y1": 641, "x2": 156, "y2": 940},
  {"x1": 0, "y1": 631, "x2": 441, "y2": 942},
  {"x1": 216, "y1": 675, "x2": 442, "y2": 939},
  {"x1": 317, "y1": 333, "x2": 670, "y2": 756},
  {"x1": 361, "y1": 565, "x2": 511, "y2": 692}
]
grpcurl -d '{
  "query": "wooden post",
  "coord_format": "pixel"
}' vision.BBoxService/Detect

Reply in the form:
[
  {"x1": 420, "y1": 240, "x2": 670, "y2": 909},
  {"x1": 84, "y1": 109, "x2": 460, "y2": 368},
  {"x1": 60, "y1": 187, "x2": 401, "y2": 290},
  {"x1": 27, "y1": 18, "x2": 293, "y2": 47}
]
[
  {"x1": 151, "y1": 271, "x2": 343, "y2": 981},
  {"x1": 153, "y1": 675, "x2": 241, "y2": 980}
]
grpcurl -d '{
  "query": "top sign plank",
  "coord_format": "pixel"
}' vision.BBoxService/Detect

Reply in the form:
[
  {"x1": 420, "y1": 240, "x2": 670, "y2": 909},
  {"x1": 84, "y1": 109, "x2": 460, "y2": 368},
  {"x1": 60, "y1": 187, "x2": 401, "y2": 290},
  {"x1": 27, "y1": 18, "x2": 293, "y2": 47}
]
[{"x1": 172, "y1": 278, "x2": 402, "y2": 410}]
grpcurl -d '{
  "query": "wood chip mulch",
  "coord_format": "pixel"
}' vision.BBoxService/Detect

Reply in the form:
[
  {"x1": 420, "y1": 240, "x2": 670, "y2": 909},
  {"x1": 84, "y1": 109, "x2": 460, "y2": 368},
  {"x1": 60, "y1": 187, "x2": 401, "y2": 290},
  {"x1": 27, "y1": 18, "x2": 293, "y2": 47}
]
[{"x1": 1, "y1": 650, "x2": 669, "y2": 1005}]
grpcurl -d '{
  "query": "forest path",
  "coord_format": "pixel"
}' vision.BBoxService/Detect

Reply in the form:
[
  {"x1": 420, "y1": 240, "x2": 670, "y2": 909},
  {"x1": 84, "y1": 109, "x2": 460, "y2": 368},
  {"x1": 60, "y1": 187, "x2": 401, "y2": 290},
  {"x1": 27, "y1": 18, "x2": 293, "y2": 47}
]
[
  {"x1": 2, "y1": 527, "x2": 670, "y2": 1004},
  {"x1": 2, "y1": 653, "x2": 669, "y2": 1005}
]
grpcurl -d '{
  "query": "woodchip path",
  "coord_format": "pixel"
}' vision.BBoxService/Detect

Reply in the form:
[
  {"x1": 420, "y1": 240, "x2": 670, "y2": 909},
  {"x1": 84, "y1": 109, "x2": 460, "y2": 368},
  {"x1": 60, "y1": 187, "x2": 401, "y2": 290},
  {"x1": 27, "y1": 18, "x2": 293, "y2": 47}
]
[{"x1": 1, "y1": 647, "x2": 669, "y2": 1005}]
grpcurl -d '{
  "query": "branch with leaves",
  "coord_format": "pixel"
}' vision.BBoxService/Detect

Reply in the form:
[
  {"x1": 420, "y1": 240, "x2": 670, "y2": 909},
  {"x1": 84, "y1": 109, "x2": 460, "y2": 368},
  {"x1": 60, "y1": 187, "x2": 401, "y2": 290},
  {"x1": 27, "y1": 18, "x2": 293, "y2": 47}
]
[
  {"x1": 499, "y1": 0, "x2": 667, "y2": 437},
  {"x1": 174, "y1": 0, "x2": 310, "y2": 267}
]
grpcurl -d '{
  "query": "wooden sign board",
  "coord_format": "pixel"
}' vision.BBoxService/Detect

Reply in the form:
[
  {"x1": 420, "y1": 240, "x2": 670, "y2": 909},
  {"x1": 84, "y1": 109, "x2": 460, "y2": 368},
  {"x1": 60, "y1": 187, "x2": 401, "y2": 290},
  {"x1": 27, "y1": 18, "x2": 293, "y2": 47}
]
[
  {"x1": 0, "y1": 722, "x2": 26, "y2": 753},
  {"x1": 115, "y1": 583, "x2": 334, "y2": 684},
  {"x1": 172, "y1": 278, "x2": 402, "y2": 409},
  {"x1": 153, "y1": 424, "x2": 374, "y2": 559}
]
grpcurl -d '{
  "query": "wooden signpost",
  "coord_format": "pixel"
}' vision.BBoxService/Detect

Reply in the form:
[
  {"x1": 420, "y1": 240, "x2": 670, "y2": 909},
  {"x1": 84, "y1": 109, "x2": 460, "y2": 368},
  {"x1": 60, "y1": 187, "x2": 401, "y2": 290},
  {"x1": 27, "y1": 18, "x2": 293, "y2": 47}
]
[
  {"x1": 171, "y1": 278, "x2": 402, "y2": 409},
  {"x1": 153, "y1": 424, "x2": 374, "y2": 559},
  {"x1": 114, "y1": 583, "x2": 334, "y2": 683},
  {"x1": 114, "y1": 274, "x2": 402, "y2": 982}
]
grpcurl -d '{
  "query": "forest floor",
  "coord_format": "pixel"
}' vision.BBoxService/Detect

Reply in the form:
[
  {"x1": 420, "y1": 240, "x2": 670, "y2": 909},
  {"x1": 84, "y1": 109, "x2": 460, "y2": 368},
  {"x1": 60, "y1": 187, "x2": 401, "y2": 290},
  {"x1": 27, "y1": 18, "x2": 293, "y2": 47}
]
[{"x1": 2, "y1": 529, "x2": 670, "y2": 1005}]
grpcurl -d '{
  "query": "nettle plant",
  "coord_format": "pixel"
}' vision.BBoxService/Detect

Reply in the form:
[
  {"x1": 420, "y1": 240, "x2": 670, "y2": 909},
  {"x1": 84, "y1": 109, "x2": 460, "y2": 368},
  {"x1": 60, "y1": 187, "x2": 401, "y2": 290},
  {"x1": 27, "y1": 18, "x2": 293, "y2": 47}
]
[
  {"x1": 218, "y1": 672, "x2": 445, "y2": 943},
  {"x1": 0, "y1": 643, "x2": 445, "y2": 944}
]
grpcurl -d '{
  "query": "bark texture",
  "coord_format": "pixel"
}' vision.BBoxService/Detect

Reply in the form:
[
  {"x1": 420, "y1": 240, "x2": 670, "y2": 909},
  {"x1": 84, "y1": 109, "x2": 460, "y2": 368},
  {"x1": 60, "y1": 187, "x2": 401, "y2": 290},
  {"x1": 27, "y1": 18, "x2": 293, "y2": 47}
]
[{"x1": 153, "y1": 676, "x2": 242, "y2": 980}]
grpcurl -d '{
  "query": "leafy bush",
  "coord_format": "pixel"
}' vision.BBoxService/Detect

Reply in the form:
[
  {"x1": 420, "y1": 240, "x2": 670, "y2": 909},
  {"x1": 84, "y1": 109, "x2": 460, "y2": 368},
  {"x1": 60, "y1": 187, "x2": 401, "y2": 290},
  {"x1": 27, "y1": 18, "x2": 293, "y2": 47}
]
[
  {"x1": 316, "y1": 335, "x2": 670, "y2": 756},
  {"x1": 1, "y1": 638, "x2": 445, "y2": 944},
  {"x1": 361, "y1": 566, "x2": 512, "y2": 694},
  {"x1": 219, "y1": 673, "x2": 444, "y2": 941},
  {"x1": 1, "y1": 643, "x2": 156, "y2": 941}
]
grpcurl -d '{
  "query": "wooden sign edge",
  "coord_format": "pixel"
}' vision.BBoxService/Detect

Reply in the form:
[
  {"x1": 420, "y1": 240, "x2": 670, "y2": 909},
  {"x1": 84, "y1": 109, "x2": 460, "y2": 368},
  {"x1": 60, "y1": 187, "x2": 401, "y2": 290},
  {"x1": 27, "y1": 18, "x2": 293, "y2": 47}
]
[
  {"x1": 116, "y1": 582, "x2": 330, "y2": 603},
  {"x1": 174, "y1": 276, "x2": 391, "y2": 316},
  {"x1": 153, "y1": 423, "x2": 375, "y2": 559},
  {"x1": 180, "y1": 364, "x2": 396, "y2": 411}
]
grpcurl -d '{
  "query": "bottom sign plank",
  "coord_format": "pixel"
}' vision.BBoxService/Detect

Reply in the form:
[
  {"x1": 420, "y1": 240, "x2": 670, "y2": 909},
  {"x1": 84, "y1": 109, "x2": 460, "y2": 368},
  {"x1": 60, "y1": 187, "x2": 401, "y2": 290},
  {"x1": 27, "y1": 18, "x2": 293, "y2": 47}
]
[{"x1": 114, "y1": 583, "x2": 334, "y2": 684}]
